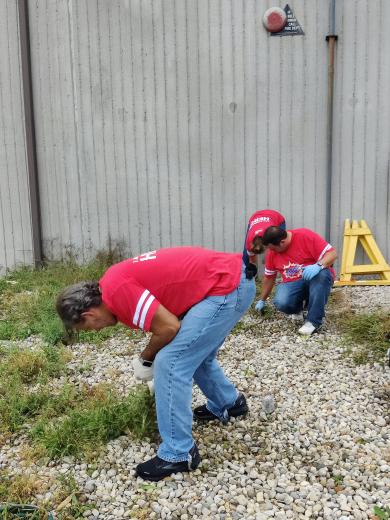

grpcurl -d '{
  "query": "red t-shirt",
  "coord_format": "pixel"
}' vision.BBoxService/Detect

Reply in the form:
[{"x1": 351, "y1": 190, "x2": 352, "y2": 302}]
[
  {"x1": 264, "y1": 228, "x2": 335, "y2": 282},
  {"x1": 99, "y1": 247, "x2": 242, "y2": 331},
  {"x1": 246, "y1": 209, "x2": 285, "y2": 256}
]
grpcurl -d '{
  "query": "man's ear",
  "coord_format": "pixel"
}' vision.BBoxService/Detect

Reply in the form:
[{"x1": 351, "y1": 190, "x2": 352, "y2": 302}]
[
  {"x1": 252, "y1": 237, "x2": 265, "y2": 254},
  {"x1": 81, "y1": 309, "x2": 96, "y2": 320}
]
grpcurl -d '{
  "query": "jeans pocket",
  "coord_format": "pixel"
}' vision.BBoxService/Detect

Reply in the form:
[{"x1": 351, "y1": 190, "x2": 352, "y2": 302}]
[
  {"x1": 189, "y1": 294, "x2": 226, "y2": 320},
  {"x1": 206, "y1": 294, "x2": 227, "y2": 306}
]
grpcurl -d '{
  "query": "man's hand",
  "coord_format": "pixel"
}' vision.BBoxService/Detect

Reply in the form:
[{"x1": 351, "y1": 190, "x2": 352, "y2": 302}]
[
  {"x1": 255, "y1": 299, "x2": 266, "y2": 313},
  {"x1": 132, "y1": 356, "x2": 154, "y2": 381},
  {"x1": 302, "y1": 263, "x2": 322, "y2": 280}
]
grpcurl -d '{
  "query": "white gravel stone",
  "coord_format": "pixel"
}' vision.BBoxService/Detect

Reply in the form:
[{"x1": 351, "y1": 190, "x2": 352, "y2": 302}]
[{"x1": 1, "y1": 287, "x2": 389, "y2": 518}]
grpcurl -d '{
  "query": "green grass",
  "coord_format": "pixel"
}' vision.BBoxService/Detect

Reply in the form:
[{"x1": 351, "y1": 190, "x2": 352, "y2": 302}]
[
  {"x1": 0, "y1": 471, "x2": 93, "y2": 519},
  {"x1": 0, "y1": 471, "x2": 46, "y2": 519},
  {"x1": 53, "y1": 473, "x2": 95, "y2": 519},
  {"x1": 0, "y1": 344, "x2": 70, "y2": 383},
  {"x1": 332, "y1": 473, "x2": 344, "y2": 486},
  {"x1": 0, "y1": 345, "x2": 73, "y2": 433},
  {"x1": 0, "y1": 346, "x2": 157, "y2": 450},
  {"x1": 340, "y1": 312, "x2": 390, "y2": 365},
  {"x1": 373, "y1": 505, "x2": 390, "y2": 520},
  {"x1": 0, "y1": 379, "x2": 82, "y2": 435},
  {"x1": 31, "y1": 384, "x2": 157, "y2": 458},
  {"x1": 0, "y1": 252, "x2": 137, "y2": 345}
]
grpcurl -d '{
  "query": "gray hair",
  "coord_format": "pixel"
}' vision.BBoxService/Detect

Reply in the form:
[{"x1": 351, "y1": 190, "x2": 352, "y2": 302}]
[{"x1": 56, "y1": 281, "x2": 102, "y2": 329}]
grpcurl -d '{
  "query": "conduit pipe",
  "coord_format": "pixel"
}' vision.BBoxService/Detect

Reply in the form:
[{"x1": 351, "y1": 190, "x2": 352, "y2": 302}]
[
  {"x1": 325, "y1": 0, "x2": 338, "y2": 242},
  {"x1": 18, "y1": 0, "x2": 43, "y2": 266}
]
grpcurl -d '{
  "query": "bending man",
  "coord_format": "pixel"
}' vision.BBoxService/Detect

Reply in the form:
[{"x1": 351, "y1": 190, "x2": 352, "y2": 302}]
[{"x1": 56, "y1": 247, "x2": 255, "y2": 481}]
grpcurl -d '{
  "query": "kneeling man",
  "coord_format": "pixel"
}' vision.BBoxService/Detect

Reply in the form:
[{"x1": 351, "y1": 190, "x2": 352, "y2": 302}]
[{"x1": 255, "y1": 227, "x2": 337, "y2": 335}]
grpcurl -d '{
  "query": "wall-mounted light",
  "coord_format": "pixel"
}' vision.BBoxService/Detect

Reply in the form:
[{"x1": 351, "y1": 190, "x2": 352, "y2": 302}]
[{"x1": 263, "y1": 6, "x2": 287, "y2": 33}]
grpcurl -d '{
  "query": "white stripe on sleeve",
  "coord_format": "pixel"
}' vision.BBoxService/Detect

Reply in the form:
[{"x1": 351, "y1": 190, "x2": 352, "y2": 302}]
[
  {"x1": 318, "y1": 244, "x2": 332, "y2": 262},
  {"x1": 264, "y1": 268, "x2": 277, "y2": 276},
  {"x1": 133, "y1": 289, "x2": 150, "y2": 326},
  {"x1": 138, "y1": 294, "x2": 155, "y2": 330}
]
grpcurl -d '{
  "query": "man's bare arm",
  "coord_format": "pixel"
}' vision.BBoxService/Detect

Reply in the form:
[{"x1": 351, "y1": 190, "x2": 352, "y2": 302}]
[
  {"x1": 140, "y1": 304, "x2": 181, "y2": 361},
  {"x1": 319, "y1": 249, "x2": 337, "y2": 268},
  {"x1": 260, "y1": 275, "x2": 276, "y2": 301}
]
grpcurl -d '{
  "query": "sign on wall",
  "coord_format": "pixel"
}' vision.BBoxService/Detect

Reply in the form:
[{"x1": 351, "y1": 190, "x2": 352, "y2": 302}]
[{"x1": 270, "y1": 4, "x2": 304, "y2": 36}]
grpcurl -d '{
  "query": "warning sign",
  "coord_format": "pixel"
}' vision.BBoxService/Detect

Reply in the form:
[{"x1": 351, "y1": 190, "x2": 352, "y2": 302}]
[{"x1": 270, "y1": 4, "x2": 304, "y2": 36}]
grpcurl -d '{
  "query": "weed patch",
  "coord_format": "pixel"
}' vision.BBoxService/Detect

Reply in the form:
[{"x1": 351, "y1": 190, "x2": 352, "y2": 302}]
[
  {"x1": 31, "y1": 384, "x2": 157, "y2": 458},
  {"x1": 0, "y1": 472, "x2": 49, "y2": 508},
  {"x1": 0, "y1": 470, "x2": 94, "y2": 519},
  {"x1": 0, "y1": 381, "x2": 83, "y2": 435},
  {"x1": 52, "y1": 473, "x2": 94, "y2": 519},
  {"x1": 0, "y1": 345, "x2": 74, "y2": 434},
  {"x1": 0, "y1": 345, "x2": 70, "y2": 384},
  {"x1": 373, "y1": 505, "x2": 390, "y2": 520},
  {"x1": 338, "y1": 312, "x2": 390, "y2": 365},
  {"x1": 332, "y1": 473, "x2": 344, "y2": 486}
]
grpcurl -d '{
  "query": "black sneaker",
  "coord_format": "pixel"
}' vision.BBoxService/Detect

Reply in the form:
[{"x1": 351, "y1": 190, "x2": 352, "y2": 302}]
[
  {"x1": 135, "y1": 443, "x2": 201, "y2": 481},
  {"x1": 193, "y1": 393, "x2": 248, "y2": 422}
]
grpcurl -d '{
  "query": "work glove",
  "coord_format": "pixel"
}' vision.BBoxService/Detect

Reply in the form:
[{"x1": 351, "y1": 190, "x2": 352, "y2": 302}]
[
  {"x1": 255, "y1": 299, "x2": 265, "y2": 313},
  {"x1": 147, "y1": 379, "x2": 155, "y2": 396},
  {"x1": 302, "y1": 263, "x2": 322, "y2": 281},
  {"x1": 132, "y1": 356, "x2": 154, "y2": 381}
]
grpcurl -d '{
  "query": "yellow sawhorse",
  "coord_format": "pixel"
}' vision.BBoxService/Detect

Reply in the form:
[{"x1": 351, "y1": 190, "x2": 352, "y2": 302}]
[{"x1": 334, "y1": 219, "x2": 390, "y2": 286}]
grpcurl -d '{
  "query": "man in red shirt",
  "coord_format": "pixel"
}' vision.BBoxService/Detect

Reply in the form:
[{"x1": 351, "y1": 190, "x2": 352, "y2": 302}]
[
  {"x1": 255, "y1": 227, "x2": 337, "y2": 335},
  {"x1": 56, "y1": 247, "x2": 255, "y2": 481}
]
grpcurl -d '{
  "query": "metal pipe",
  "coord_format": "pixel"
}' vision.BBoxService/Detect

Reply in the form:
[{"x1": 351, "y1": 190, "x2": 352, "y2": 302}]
[
  {"x1": 325, "y1": 0, "x2": 338, "y2": 242},
  {"x1": 18, "y1": 0, "x2": 43, "y2": 267},
  {"x1": 330, "y1": 0, "x2": 336, "y2": 34}
]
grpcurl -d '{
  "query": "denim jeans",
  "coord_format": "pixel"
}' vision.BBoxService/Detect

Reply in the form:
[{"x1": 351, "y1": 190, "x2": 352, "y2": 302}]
[
  {"x1": 154, "y1": 264, "x2": 256, "y2": 462},
  {"x1": 273, "y1": 268, "x2": 333, "y2": 327}
]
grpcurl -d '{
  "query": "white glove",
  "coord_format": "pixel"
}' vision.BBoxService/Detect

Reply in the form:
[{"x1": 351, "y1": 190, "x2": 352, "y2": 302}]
[
  {"x1": 132, "y1": 356, "x2": 154, "y2": 381},
  {"x1": 147, "y1": 379, "x2": 155, "y2": 396}
]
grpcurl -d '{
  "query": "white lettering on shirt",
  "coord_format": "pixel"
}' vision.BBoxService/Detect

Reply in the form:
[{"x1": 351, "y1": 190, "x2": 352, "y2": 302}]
[{"x1": 133, "y1": 251, "x2": 157, "y2": 263}]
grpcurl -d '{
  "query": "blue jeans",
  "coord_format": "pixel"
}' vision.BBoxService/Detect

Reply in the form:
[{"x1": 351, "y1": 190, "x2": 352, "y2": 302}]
[
  {"x1": 273, "y1": 269, "x2": 333, "y2": 327},
  {"x1": 154, "y1": 264, "x2": 256, "y2": 462}
]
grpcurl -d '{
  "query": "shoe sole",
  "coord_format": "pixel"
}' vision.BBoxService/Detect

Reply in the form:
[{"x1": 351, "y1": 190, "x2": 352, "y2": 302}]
[
  {"x1": 298, "y1": 327, "x2": 321, "y2": 336},
  {"x1": 136, "y1": 470, "x2": 189, "y2": 482},
  {"x1": 136, "y1": 459, "x2": 201, "y2": 482},
  {"x1": 194, "y1": 407, "x2": 248, "y2": 422}
]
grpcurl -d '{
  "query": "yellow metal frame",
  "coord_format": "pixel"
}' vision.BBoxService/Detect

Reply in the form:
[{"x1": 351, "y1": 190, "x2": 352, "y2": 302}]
[{"x1": 334, "y1": 219, "x2": 390, "y2": 286}]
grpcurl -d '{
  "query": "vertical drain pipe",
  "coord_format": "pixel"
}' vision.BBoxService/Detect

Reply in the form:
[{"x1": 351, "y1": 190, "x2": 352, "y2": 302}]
[
  {"x1": 325, "y1": 0, "x2": 338, "y2": 242},
  {"x1": 18, "y1": 0, "x2": 43, "y2": 267}
]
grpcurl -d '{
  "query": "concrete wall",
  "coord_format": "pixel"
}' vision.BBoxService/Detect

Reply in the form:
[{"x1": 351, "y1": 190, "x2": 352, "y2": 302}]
[
  {"x1": 27, "y1": 0, "x2": 329, "y2": 260},
  {"x1": 0, "y1": 0, "x2": 389, "y2": 274},
  {"x1": 331, "y1": 0, "x2": 390, "y2": 260},
  {"x1": 0, "y1": 0, "x2": 33, "y2": 276}
]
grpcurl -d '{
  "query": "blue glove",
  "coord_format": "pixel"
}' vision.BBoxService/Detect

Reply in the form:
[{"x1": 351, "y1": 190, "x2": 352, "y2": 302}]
[
  {"x1": 302, "y1": 263, "x2": 322, "y2": 280},
  {"x1": 255, "y1": 299, "x2": 265, "y2": 313}
]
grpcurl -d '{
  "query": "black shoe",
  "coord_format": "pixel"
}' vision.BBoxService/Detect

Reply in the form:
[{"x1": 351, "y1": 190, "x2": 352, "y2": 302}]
[
  {"x1": 193, "y1": 393, "x2": 248, "y2": 422},
  {"x1": 135, "y1": 443, "x2": 201, "y2": 481}
]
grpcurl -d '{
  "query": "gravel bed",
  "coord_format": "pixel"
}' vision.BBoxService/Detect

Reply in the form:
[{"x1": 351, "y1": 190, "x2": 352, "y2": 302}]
[
  {"x1": 0, "y1": 287, "x2": 389, "y2": 519},
  {"x1": 336, "y1": 286, "x2": 390, "y2": 313}
]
